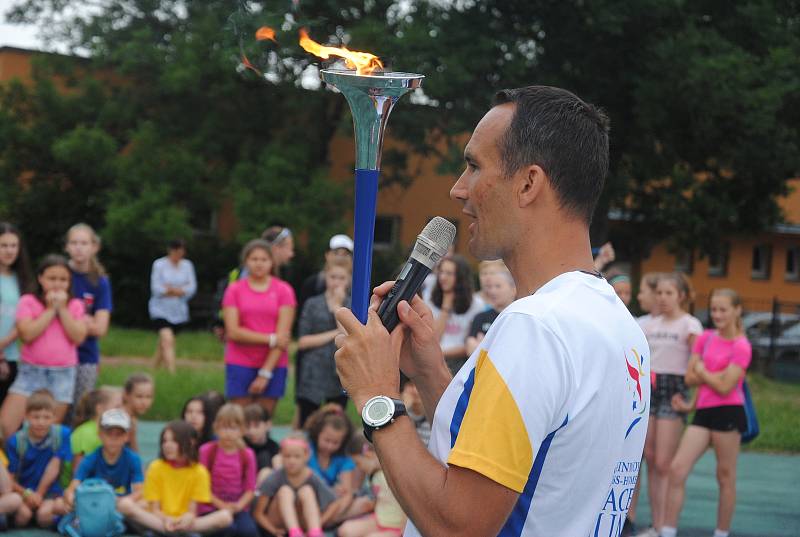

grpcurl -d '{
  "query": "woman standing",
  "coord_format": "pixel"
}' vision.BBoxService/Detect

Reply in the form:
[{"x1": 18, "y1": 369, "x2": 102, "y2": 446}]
[
  {"x1": 426, "y1": 255, "x2": 485, "y2": 375},
  {"x1": 262, "y1": 226, "x2": 295, "y2": 277},
  {"x1": 65, "y1": 224, "x2": 112, "y2": 407},
  {"x1": 223, "y1": 240, "x2": 295, "y2": 414},
  {"x1": 296, "y1": 257, "x2": 351, "y2": 427},
  {"x1": 148, "y1": 239, "x2": 196, "y2": 374},
  {"x1": 636, "y1": 273, "x2": 702, "y2": 537},
  {"x1": 660, "y1": 289, "x2": 751, "y2": 537},
  {"x1": 0, "y1": 223, "x2": 32, "y2": 405}
]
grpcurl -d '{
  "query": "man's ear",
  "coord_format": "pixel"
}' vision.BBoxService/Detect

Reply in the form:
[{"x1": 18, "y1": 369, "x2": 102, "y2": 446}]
[{"x1": 518, "y1": 164, "x2": 546, "y2": 208}]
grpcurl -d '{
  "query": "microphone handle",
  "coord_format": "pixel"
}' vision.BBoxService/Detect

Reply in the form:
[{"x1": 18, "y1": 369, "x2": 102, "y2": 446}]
[{"x1": 377, "y1": 259, "x2": 432, "y2": 332}]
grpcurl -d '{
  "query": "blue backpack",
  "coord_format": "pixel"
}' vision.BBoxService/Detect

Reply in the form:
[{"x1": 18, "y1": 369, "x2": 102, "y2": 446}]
[{"x1": 57, "y1": 478, "x2": 124, "y2": 537}]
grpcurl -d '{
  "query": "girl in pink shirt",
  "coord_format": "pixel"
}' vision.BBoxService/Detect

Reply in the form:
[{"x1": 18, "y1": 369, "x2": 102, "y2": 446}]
[
  {"x1": 222, "y1": 240, "x2": 296, "y2": 414},
  {"x1": 662, "y1": 289, "x2": 751, "y2": 537},
  {"x1": 0, "y1": 255, "x2": 86, "y2": 435},
  {"x1": 199, "y1": 404, "x2": 258, "y2": 537}
]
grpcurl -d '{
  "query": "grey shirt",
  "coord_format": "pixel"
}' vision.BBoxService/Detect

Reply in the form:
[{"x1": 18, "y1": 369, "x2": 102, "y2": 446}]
[{"x1": 296, "y1": 294, "x2": 347, "y2": 404}]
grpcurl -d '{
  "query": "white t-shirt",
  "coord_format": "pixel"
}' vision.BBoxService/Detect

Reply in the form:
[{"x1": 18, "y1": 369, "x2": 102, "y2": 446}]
[
  {"x1": 405, "y1": 271, "x2": 651, "y2": 537},
  {"x1": 428, "y1": 295, "x2": 486, "y2": 352},
  {"x1": 642, "y1": 313, "x2": 703, "y2": 375}
]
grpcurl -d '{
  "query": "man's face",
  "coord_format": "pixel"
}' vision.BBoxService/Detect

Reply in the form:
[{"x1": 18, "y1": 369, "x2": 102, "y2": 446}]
[{"x1": 450, "y1": 104, "x2": 516, "y2": 260}]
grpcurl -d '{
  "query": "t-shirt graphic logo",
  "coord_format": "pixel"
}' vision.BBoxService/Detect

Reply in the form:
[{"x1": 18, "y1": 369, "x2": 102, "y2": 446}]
[
  {"x1": 625, "y1": 347, "x2": 647, "y2": 439},
  {"x1": 82, "y1": 292, "x2": 95, "y2": 311}
]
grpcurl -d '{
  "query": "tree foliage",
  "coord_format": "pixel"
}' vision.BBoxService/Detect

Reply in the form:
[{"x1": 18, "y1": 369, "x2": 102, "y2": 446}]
[{"x1": 1, "y1": 0, "x2": 799, "y2": 324}]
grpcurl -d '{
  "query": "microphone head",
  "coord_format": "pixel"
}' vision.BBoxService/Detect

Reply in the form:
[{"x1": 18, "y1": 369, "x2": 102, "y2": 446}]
[{"x1": 411, "y1": 217, "x2": 457, "y2": 268}]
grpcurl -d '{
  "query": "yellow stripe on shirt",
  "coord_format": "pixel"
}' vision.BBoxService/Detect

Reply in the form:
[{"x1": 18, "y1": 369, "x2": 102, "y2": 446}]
[{"x1": 447, "y1": 350, "x2": 533, "y2": 492}]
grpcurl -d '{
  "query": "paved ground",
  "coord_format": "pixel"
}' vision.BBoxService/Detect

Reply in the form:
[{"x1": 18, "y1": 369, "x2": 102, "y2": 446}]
[{"x1": 7, "y1": 422, "x2": 800, "y2": 536}]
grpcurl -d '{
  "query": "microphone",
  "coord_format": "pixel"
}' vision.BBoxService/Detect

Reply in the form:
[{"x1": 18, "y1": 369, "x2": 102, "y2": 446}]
[{"x1": 377, "y1": 216, "x2": 457, "y2": 332}]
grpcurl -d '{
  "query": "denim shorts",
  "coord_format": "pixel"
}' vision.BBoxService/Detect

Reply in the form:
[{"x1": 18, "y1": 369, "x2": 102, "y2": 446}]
[
  {"x1": 225, "y1": 364, "x2": 287, "y2": 399},
  {"x1": 10, "y1": 362, "x2": 77, "y2": 403}
]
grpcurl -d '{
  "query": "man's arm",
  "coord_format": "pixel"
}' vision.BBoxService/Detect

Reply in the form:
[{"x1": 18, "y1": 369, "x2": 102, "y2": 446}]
[{"x1": 372, "y1": 416, "x2": 518, "y2": 536}]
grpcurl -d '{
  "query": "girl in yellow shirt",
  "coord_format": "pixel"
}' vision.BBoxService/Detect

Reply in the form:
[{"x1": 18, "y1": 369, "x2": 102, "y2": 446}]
[{"x1": 116, "y1": 421, "x2": 232, "y2": 534}]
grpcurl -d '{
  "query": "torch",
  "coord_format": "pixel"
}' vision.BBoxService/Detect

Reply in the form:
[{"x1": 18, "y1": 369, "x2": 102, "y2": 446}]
[{"x1": 301, "y1": 31, "x2": 424, "y2": 323}]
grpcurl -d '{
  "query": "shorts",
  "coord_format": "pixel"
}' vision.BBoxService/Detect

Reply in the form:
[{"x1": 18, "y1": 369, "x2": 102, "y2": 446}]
[
  {"x1": 692, "y1": 405, "x2": 747, "y2": 433},
  {"x1": 650, "y1": 373, "x2": 689, "y2": 421},
  {"x1": 10, "y1": 362, "x2": 77, "y2": 403},
  {"x1": 152, "y1": 318, "x2": 185, "y2": 333},
  {"x1": 225, "y1": 364, "x2": 287, "y2": 399},
  {"x1": 73, "y1": 363, "x2": 99, "y2": 405}
]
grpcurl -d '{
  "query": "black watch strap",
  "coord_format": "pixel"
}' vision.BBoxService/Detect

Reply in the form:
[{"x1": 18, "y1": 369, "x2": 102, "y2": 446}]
[{"x1": 363, "y1": 398, "x2": 407, "y2": 443}]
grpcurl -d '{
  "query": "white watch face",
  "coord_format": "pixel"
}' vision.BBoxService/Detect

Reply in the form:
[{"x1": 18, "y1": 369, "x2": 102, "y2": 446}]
[{"x1": 362, "y1": 396, "x2": 395, "y2": 427}]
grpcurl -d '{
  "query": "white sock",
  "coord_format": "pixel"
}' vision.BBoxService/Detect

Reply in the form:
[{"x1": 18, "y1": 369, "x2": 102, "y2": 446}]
[
  {"x1": 713, "y1": 530, "x2": 729, "y2": 537},
  {"x1": 660, "y1": 527, "x2": 677, "y2": 537}
]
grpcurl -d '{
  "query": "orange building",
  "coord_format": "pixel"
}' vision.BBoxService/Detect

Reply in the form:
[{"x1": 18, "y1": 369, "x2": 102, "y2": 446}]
[{"x1": 639, "y1": 179, "x2": 800, "y2": 313}]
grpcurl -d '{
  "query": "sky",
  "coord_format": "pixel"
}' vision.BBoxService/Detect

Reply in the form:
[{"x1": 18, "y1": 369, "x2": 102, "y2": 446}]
[{"x1": 0, "y1": 0, "x2": 43, "y2": 50}]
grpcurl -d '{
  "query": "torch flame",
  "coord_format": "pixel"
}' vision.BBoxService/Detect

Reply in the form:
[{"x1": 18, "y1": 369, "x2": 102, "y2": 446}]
[
  {"x1": 298, "y1": 28, "x2": 383, "y2": 75},
  {"x1": 255, "y1": 26, "x2": 277, "y2": 43}
]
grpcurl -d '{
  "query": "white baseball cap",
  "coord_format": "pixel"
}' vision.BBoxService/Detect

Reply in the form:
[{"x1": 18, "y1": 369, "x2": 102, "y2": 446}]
[
  {"x1": 100, "y1": 409, "x2": 131, "y2": 431},
  {"x1": 329, "y1": 234, "x2": 354, "y2": 252}
]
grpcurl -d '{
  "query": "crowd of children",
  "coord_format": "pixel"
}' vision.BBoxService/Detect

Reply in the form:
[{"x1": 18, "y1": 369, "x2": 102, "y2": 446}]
[{"x1": 0, "y1": 370, "x2": 424, "y2": 536}]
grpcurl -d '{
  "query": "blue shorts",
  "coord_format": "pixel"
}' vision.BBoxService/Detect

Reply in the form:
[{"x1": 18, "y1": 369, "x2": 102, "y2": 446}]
[
  {"x1": 10, "y1": 363, "x2": 77, "y2": 403},
  {"x1": 225, "y1": 364, "x2": 287, "y2": 399}
]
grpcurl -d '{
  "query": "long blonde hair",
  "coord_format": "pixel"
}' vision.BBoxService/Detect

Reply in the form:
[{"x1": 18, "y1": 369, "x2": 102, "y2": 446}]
[{"x1": 67, "y1": 223, "x2": 107, "y2": 285}]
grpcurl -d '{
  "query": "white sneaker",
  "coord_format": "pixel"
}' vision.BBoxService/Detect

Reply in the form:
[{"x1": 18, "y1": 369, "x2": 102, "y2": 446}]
[{"x1": 634, "y1": 528, "x2": 659, "y2": 537}]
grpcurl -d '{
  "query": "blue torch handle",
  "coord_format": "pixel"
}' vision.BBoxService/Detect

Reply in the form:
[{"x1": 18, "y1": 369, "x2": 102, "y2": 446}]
[{"x1": 351, "y1": 168, "x2": 380, "y2": 324}]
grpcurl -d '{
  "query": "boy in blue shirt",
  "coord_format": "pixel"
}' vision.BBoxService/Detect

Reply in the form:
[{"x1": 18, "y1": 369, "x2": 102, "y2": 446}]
[
  {"x1": 64, "y1": 408, "x2": 143, "y2": 508},
  {"x1": 6, "y1": 389, "x2": 72, "y2": 528}
]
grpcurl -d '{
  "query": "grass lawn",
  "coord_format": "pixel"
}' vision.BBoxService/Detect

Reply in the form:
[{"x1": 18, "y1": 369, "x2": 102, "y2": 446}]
[
  {"x1": 100, "y1": 327, "x2": 224, "y2": 361},
  {"x1": 97, "y1": 360, "x2": 361, "y2": 427},
  {"x1": 98, "y1": 329, "x2": 800, "y2": 453}
]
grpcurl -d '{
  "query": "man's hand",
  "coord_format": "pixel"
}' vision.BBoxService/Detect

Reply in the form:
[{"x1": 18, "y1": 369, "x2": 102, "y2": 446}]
[
  {"x1": 371, "y1": 282, "x2": 443, "y2": 381},
  {"x1": 334, "y1": 302, "x2": 401, "y2": 411}
]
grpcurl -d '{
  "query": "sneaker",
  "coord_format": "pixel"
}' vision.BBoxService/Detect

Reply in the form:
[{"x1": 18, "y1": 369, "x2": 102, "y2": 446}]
[{"x1": 634, "y1": 528, "x2": 659, "y2": 537}]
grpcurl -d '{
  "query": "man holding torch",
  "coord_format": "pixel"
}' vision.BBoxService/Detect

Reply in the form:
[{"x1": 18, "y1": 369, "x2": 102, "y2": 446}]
[{"x1": 334, "y1": 86, "x2": 650, "y2": 536}]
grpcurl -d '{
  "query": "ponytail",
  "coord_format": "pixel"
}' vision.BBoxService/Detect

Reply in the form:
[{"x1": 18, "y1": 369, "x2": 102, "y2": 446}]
[{"x1": 66, "y1": 223, "x2": 107, "y2": 285}]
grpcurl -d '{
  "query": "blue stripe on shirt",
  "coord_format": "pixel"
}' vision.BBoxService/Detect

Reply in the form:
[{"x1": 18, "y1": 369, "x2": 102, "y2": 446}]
[{"x1": 499, "y1": 415, "x2": 570, "y2": 537}]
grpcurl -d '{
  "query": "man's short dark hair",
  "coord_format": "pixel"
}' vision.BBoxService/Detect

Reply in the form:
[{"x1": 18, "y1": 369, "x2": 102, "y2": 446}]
[{"x1": 493, "y1": 86, "x2": 610, "y2": 224}]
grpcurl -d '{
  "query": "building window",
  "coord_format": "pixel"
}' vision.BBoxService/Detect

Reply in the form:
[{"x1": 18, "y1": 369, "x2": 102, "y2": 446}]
[
  {"x1": 374, "y1": 215, "x2": 401, "y2": 248},
  {"x1": 751, "y1": 244, "x2": 772, "y2": 280},
  {"x1": 675, "y1": 249, "x2": 693, "y2": 274},
  {"x1": 708, "y1": 243, "x2": 730, "y2": 277},
  {"x1": 786, "y1": 247, "x2": 800, "y2": 281}
]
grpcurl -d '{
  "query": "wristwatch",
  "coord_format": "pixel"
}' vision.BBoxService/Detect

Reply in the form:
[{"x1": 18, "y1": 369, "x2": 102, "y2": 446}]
[{"x1": 361, "y1": 396, "x2": 407, "y2": 443}]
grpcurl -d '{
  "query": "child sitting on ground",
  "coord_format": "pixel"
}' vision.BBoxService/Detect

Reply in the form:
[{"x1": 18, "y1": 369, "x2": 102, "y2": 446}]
[
  {"x1": 0, "y1": 440, "x2": 22, "y2": 530},
  {"x1": 254, "y1": 433, "x2": 337, "y2": 537},
  {"x1": 338, "y1": 436, "x2": 407, "y2": 537},
  {"x1": 183, "y1": 395, "x2": 214, "y2": 445},
  {"x1": 122, "y1": 420, "x2": 232, "y2": 534},
  {"x1": 122, "y1": 373, "x2": 154, "y2": 452},
  {"x1": 243, "y1": 403, "x2": 279, "y2": 485},
  {"x1": 6, "y1": 389, "x2": 71, "y2": 528},
  {"x1": 66, "y1": 408, "x2": 143, "y2": 509},
  {"x1": 70, "y1": 387, "x2": 122, "y2": 475},
  {"x1": 198, "y1": 403, "x2": 259, "y2": 537}
]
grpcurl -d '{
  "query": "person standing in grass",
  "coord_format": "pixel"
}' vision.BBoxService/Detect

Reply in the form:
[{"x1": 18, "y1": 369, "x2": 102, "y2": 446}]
[
  {"x1": 0, "y1": 255, "x2": 86, "y2": 434},
  {"x1": 0, "y1": 223, "x2": 33, "y2": 408},
  {"x1": 660, "y1": 288, "x2": 751, "y2": 537},
  {"x1": 65, "y1": 223, "x2": 113, "y2": 409},
  {"x1": 223, "y1": 240, "x2": 295, "y2": 415},
  {"x1": 149, "y1": 239, "x2": 196, "y2": 374}
]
